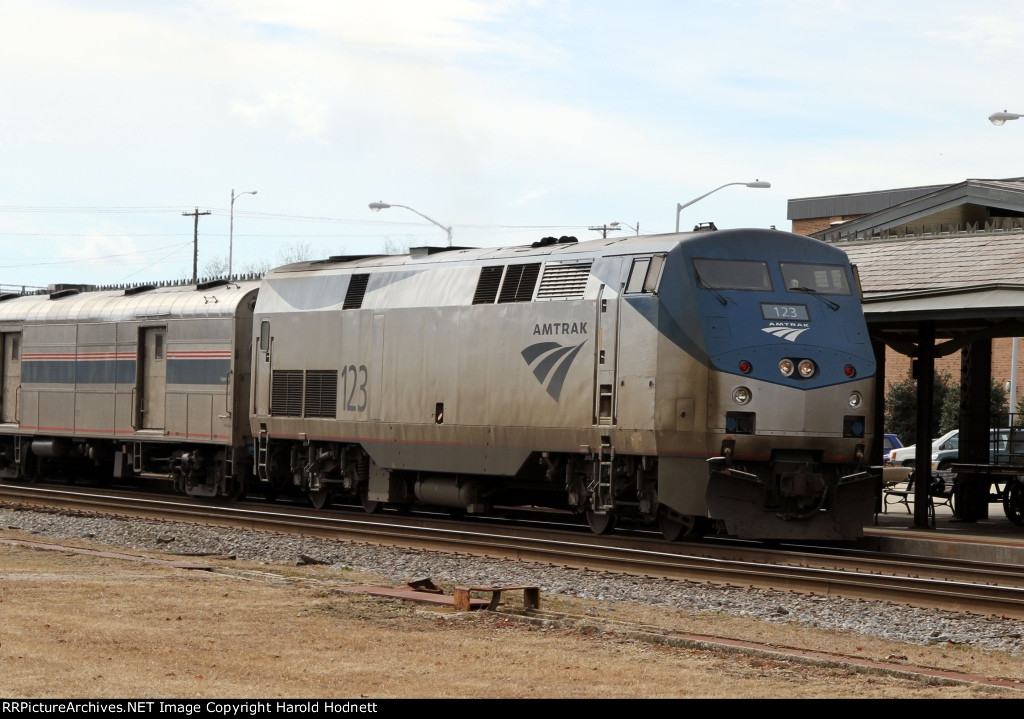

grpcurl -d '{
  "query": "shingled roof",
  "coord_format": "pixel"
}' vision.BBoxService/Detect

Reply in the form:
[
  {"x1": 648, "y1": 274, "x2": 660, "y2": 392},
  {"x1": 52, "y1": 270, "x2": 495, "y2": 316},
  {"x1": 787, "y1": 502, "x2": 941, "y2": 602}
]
[
  {"x1": 842, "y1": 229, "x2": 1024, "y2": 296},
  {"x1": 802, "y1": 178, "x2": 1024, "y2": 352}
]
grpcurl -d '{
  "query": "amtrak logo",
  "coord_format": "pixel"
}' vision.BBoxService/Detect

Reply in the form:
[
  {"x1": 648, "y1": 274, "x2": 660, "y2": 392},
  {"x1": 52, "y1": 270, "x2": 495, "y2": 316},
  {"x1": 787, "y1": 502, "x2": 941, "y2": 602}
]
[
  {"x1": 762, "y1": 325, "x2": 810, "y2": 342},
  {"x1": 521, "y1": 340, "x2": 587, "y2": 401}
]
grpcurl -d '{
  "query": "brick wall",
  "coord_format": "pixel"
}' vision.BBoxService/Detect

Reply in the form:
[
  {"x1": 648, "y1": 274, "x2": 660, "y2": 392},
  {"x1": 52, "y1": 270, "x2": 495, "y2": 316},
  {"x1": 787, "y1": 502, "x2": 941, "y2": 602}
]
[{"x1": 883, "y1": 337, "x2": 1024, "y2": 409}]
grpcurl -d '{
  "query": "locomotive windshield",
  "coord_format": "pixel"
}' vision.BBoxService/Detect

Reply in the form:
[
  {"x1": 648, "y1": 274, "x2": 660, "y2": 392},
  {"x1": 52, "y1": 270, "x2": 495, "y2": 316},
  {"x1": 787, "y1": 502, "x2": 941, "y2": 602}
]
[
  {"x1": 779, "y1": 262, "x2": 851, "y2": 295},
  {"x1": 692, "y1": 258, "x2": 772, "y2": 291}
]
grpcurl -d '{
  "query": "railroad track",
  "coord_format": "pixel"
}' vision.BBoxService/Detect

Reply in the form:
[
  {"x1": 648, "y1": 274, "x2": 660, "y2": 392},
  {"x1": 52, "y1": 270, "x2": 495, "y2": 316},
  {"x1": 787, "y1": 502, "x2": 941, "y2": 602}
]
[{"x1": 4, "y1": 482, "x2": 1024, "y2": 619}]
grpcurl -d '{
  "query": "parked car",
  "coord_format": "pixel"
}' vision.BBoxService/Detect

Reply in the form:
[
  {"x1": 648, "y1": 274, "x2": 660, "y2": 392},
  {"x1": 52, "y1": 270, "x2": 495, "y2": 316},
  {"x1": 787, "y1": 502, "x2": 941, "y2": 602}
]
[
  {"x1": 931, "y1": 428, "x2": 1024, "y2": 471},
  {"x1": 886, "y1": 429, "x2": 958, "y2": 467},
  {"x1": 882, "y1": 433, "x2": 903, "y2": 464}
]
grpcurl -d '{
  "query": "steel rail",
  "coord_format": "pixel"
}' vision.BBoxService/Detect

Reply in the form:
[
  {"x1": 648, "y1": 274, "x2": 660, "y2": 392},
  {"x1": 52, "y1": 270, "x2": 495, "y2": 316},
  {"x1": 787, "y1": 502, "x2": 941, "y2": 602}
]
[{"x1": 4, "y1": 483, "x2": 1024, "y2": 619}]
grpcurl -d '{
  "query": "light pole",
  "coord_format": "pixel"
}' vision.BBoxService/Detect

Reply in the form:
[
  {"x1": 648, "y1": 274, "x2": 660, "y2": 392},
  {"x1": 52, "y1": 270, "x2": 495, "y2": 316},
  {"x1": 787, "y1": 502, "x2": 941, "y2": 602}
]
[
  {"x1": 675, "y1": 180, "x2": 770, "y2": 232},
  {"x1": 368, "y1": 201, "x2": 452, "y2": 246},
  {"x1": 610, "y1": 221, "x2": 639, "y2": 235},
  {"x1": 990, "y1": 111, "x2": 1023, "y2": 126},
  {"x1": 229, "y1": 189, "x2": 257, "y2": 278},
  {"x1": 989, "y1": 112, "x2": 1021, "y2": 411}
]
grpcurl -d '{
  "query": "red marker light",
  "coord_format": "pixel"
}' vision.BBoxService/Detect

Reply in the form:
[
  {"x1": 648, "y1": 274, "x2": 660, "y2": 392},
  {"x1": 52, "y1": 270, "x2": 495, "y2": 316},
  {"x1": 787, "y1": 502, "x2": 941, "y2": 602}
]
[
  {"x1": 844, "y1": 364, "x2": 856, "y2": 378},
  {"x1": 738, "y1": 360, "x2": 752, "y2": 374}
]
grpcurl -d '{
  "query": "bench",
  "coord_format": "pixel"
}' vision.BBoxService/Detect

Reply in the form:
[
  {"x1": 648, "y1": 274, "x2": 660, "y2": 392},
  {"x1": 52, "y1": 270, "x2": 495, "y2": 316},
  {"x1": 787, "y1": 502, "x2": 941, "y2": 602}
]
[
  {"x1": 453, "y1": 585, "x2": 540, "y2": 612},
  {"x1": 881, "y1": 468, "x2": 954, "y2": 524}
]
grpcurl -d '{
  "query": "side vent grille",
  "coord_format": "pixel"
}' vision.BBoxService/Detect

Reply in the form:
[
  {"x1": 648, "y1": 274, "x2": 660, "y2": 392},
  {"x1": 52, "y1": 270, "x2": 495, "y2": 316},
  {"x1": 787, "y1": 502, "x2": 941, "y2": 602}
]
[
  {"x1": 343, "y1": 274, "x2": 370, "y2": 310},
  {"x1": 304, "y1": 370, "x2": 338, "y2": 418},
  {"x1": 271, "y1": 370, "x2": 303, "y2": 417},
  {"x1": 498, "y1": 263, "x2": 540, "y2": 303},
  {"x1": 472, "y1": 266, "x2": 504, "y2": 305},
  {"x1": 536, "y1": 262, "x2": 592, "y2": 300}
]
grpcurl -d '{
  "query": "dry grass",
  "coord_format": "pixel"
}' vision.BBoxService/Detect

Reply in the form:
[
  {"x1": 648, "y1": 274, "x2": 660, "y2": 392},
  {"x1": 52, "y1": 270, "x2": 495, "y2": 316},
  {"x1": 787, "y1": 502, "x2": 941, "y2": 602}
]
[{"x1": 0, "y1": 534, "x2": 1021, "y2": 699}]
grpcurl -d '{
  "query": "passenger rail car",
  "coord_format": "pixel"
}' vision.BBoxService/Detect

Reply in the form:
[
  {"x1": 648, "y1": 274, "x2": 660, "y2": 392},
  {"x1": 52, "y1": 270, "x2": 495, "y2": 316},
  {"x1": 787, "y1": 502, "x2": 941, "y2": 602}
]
[
  {"x1": 0, "y1": 279, "x2": 259, "y2": 498},
  {"x1": 252, "y1": 227, "x2": 877, "y2": 540}
]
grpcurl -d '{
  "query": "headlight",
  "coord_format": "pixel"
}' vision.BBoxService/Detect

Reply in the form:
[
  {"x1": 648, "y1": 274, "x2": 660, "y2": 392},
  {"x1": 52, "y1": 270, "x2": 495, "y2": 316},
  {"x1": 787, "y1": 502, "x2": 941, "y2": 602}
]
[
  {"x1": 779, "y1": 359, "x2": 795, "y2": 377},
  {"x1": 732, "y1": 386, "x2": 752, "y2": 405},
  {"x1": 848, "y1": 391, "x2": 862, "y2": 408},
  {"x1": 797, "y1": 359, "x2": 816, "y2": 378}
]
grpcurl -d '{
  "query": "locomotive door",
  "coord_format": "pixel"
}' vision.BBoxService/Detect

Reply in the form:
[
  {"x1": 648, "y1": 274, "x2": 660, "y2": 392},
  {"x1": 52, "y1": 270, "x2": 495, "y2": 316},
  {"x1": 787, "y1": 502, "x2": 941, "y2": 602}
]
[
  {"x1": 253, "y1": 319, "x2": 271, "y2": 417},
  {"x1": 138, "y1": 327, "x2": 166, "y2": 430},
  {"x1": 593, "y1": 284, "x2": 620, "y2": 426},
  {"x1": 1, "y1": 332, "x2": 21, "y2": 423}
]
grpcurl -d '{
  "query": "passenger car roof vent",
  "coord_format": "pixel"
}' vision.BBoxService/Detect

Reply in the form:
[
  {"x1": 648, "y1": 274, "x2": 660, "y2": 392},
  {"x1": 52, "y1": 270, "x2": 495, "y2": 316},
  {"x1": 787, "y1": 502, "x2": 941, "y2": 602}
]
[
  {"x1": 196, "y1": 278, "x2": 230, "y2": 291},
  {"x1": 49, "y1": 288, "x2": 81, "y2": 299},
  {"x1": 124, "y1": 284, "x2": 157, "y2": 296}
]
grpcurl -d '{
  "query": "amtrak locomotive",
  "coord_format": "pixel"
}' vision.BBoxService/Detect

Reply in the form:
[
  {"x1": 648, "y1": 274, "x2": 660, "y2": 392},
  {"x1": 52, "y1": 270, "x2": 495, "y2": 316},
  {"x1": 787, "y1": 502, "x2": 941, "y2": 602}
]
[{"x1": 0, "y1": 226, "x2": 877, "y2": 540}]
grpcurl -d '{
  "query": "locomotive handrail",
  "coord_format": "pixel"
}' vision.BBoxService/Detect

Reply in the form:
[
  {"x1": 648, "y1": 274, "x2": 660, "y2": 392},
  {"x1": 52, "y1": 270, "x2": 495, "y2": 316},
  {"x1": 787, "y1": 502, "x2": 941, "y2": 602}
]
[{"x1": 129, "y1": 387, "x2": 137, "y2": 430}]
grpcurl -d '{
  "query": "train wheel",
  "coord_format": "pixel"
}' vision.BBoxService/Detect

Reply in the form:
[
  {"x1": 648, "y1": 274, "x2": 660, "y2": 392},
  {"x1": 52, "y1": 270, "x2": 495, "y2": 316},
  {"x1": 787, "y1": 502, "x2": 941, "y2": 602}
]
[
  {"x1": 308, "y1": 489, "x2": 332, "y2": 510},
  {"x1": 658, "y1": 512, "x2": 702, "y2": 542},
  {"x1": 226, "y1": 478, "x2": 246, "y2": 502},
  {"x1": 360, "y1": 493, "x2": 383, "y2": 514},
  {"x1": 585, "y1": 510, "x2": 616, "y2": 535},
  {"x1": 1003, "y1": 479, "x2": 1024, "y2": 525}
]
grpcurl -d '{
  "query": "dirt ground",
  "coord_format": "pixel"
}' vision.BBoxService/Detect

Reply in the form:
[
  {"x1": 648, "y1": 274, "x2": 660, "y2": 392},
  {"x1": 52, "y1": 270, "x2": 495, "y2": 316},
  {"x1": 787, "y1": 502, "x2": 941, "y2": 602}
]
[{"x1": 0, "y1": 533, "x2": 1022, "y2": 699}]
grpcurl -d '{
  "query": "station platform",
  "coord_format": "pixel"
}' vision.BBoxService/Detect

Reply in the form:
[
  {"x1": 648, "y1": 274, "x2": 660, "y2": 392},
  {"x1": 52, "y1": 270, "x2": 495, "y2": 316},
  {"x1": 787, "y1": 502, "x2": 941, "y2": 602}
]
[{"x1": 861, "y1": 500, "x2": 1024, "y2": 564}]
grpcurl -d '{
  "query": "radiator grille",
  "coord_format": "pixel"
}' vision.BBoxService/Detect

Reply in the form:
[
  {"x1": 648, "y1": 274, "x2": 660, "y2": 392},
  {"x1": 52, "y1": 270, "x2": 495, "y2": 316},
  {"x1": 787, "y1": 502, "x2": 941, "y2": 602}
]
[
  {"x1": 472, "y1": 266, "x2": 504, "y2": 304},
  {"x1": 536, "y1": 262, "x2": 592, "y2": 300},
  {"x1": 343, "y1": 274, "x2": 370, "y2": 310},
  {"x1": 304, "y1": 370, "x2": 338, "y2": 418},
  {"x1": 270, "y1": 370, "x2": 303, "y2": 417},
  {"x1": 498, "y1": 263, "x2": 540, "y2": 303}
]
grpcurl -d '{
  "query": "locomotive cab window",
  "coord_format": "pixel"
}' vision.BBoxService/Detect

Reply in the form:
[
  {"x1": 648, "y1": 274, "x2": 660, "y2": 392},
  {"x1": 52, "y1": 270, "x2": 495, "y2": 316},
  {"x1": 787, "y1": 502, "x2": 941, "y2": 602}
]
[
  {"x1": 780, "y1": 262, "x2": 852, "y2": 295},
  {"x1": 259, "y1": 320, "x2": 270, "y2": 351},
  {"x1": 692, "y1": 258, "x2": 772, "y2": 291},
  {"x1": 625, "y1": 254, "x2": 666, "y2": 294}
]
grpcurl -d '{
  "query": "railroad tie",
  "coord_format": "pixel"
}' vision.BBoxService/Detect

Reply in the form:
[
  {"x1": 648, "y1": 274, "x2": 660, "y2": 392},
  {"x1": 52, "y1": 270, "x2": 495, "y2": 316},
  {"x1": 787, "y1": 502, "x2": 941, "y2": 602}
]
[{"x1": 453, "y1": 585, "x2": 541, "y2": 612}]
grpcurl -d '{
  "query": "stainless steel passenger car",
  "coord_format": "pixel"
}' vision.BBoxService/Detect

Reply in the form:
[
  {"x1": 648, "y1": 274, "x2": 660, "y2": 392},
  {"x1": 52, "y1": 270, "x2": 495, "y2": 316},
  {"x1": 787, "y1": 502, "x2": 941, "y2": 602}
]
[
  {"x1": 0, "y1": 279, "x2": 258, "y2": 497},
  {"x1": 251, "y1": 228, "x2": 877, "y2": 540}
]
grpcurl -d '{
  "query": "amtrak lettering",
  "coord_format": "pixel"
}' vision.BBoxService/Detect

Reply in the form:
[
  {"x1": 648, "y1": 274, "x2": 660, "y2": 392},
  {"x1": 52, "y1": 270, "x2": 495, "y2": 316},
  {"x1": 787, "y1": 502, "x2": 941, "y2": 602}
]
[
  {"x1": 532, "y1": 322, "x2": 588, "y2": 335},
  {"x1": 762, "y1": 322, "x2": 810, "y2": 342}
]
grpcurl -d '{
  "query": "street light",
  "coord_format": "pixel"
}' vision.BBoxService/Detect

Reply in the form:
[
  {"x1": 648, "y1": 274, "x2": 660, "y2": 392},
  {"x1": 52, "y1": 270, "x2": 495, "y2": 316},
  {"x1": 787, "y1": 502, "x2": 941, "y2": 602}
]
[
  {"x1": 368, "y1": 201, "x2": 453, "y2": 246},
  {"x1": 990, "y1": 111, "x2": 1023, "y2": 126},
  {"x1": 610, "y1": 221, "x2": 639, "y2": 235},
  {"x1": 229, "y1": 189, "x2": 257, "y2": 278},
  {"x1": 675, "y1": 180, "x2": 771, "y2": 232},
  {"x1": 989, "y1": 112, "x2": 1023, "y2": 406}
]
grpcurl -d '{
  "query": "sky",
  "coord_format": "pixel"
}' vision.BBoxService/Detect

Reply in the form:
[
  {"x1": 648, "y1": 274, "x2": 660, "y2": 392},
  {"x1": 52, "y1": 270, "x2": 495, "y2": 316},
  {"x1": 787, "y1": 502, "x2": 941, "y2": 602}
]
[{"x1": 2, "y1": 0, "x2": 1024, "y2": 290}]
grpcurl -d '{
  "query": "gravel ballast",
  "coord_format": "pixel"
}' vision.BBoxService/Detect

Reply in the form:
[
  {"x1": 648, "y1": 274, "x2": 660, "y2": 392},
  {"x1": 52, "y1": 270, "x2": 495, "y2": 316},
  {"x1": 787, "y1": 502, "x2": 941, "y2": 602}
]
[{"x1": 3, "y1": 504, "x2": 1024, "y2": 656}]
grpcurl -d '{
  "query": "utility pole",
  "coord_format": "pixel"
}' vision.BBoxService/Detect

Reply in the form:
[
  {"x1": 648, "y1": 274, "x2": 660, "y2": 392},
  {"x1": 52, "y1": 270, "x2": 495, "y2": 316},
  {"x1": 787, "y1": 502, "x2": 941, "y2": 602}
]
[
  {"x1": 182, "y1": 207, "x2": 211, "y2": 283},
  {"x1": 588, "y1": 224, "x2": 614, "y2": 239}
]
